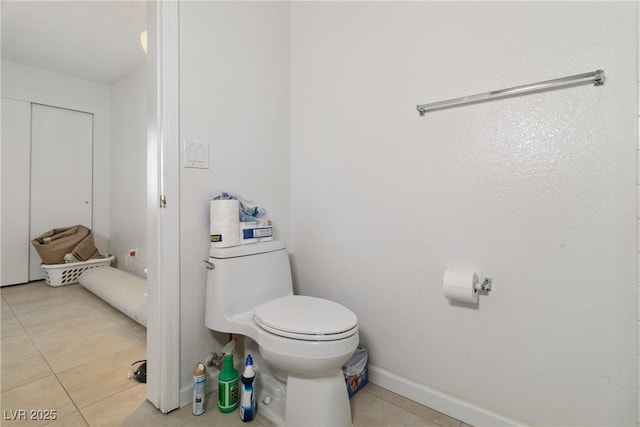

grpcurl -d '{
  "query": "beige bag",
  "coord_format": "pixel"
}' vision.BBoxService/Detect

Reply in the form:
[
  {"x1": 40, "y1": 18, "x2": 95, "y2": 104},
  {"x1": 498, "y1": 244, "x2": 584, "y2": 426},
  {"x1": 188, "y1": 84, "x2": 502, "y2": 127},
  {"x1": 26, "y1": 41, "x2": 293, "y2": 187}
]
[{"x1": 31, "y1": 225, "x2": 100, "y2": 265}]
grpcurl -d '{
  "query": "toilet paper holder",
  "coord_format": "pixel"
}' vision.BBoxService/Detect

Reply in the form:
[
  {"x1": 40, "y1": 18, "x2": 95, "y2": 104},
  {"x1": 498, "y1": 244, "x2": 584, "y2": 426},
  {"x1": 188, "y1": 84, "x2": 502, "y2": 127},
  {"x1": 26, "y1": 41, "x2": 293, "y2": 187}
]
[{"x1": 475, "y1": 277, "x2": 492, "y2": 292}]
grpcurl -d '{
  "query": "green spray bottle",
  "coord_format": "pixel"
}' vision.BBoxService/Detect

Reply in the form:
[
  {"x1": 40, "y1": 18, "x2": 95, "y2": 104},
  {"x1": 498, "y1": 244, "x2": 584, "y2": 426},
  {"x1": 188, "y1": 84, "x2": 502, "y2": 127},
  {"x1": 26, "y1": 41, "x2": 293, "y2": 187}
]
[{"x1": 218, "y1": 353, "x2": 239, "y2": 412}]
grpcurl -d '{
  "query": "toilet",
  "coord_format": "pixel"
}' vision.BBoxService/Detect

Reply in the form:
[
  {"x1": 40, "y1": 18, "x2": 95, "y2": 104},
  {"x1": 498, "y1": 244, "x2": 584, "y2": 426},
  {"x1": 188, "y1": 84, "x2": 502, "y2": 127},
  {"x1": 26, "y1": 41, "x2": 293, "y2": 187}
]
[{"x1": 204, "y1": 241, "x2": 359, "y2": 426}]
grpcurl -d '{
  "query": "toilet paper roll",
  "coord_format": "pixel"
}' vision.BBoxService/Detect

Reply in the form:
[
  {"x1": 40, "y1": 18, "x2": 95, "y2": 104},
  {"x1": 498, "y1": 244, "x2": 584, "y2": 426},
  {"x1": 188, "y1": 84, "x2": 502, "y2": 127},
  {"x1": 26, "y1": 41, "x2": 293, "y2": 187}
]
[
  {"x1": 210, "y1": 199, "x2": 240, "y2": 224},
  {"x1": 210, "y1": 222, "x2": 241, "y2": 248},
  {"x1": 442, "y1": 270, "x2": 479, "y2": 304}
]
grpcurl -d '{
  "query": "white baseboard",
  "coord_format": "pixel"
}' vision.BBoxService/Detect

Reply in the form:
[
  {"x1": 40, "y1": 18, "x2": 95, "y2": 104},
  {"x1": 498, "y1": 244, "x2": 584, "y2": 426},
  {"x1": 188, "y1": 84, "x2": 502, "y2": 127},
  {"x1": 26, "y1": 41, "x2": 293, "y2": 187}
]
[
  {"x1": 178, "y1": 363, "x2": 525, "y2": 425},
  {"x1": 180, "y1": 385, "x2": 192, "y2": 409},
  {"x1": 367, "y1": 365, "x2": 525, "y2": 427}
]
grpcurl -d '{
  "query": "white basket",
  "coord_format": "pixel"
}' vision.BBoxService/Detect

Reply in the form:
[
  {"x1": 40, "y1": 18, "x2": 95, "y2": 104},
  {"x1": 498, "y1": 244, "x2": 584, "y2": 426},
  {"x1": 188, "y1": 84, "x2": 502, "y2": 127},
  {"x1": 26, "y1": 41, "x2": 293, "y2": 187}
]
[{"x1": 41, "y1": 256, "x2": 115, "y2": 287}]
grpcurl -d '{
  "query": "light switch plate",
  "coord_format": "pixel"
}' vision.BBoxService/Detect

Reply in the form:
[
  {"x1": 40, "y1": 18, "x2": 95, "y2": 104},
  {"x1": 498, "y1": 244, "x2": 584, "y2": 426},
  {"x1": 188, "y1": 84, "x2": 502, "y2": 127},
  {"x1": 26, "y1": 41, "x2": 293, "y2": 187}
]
[{"x1": 183, "y1": 140, "x2": 209, "y2": 169}]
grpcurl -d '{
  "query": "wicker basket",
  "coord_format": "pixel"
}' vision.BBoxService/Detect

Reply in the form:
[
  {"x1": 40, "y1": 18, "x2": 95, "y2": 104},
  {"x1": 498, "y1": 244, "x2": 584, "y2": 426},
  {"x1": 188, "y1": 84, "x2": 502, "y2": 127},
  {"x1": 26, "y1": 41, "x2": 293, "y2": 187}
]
[{"x1": 41, "y1": 256, "x2": 115, "y2": 287}]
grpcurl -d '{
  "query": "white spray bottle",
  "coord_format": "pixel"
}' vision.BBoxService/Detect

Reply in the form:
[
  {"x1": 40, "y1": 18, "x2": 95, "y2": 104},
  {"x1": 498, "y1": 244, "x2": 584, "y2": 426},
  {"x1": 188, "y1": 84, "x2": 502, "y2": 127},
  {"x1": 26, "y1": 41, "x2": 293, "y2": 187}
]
[{"x1": 193, "y1": 362, "x2": 206, "y2": 415}]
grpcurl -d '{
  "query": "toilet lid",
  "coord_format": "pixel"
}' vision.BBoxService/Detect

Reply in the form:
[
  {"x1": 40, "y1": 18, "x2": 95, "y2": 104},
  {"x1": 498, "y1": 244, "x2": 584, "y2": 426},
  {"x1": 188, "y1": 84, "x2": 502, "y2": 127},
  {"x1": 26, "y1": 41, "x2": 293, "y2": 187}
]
[{"x1": 254, "y1": 295, "x2": 358, "y2": 341}]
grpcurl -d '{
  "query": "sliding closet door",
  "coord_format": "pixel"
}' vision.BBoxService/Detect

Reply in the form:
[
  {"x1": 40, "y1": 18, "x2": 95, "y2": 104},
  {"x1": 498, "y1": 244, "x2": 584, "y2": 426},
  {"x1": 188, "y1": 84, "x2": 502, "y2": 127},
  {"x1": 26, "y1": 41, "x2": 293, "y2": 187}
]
[
  {"x1": 29, "y1": 104, "x2": 93, "y2": 280},
  {"x1": 1, "y1": 98, "x2": 31, "y2": 286}
]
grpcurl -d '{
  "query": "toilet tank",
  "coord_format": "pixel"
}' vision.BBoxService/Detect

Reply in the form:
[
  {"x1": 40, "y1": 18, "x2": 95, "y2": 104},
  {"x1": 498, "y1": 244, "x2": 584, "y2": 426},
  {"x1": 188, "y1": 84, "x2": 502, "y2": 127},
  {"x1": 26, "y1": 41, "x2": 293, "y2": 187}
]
[{"x1": 205, "y1": 241, "x2": 293, "y2": 333}]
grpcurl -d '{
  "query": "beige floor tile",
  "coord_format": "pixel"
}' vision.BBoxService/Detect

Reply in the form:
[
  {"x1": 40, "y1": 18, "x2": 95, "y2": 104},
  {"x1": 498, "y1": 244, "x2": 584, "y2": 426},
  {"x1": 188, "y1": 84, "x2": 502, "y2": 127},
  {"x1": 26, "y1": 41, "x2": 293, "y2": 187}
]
[
  {"x1": 58, "y1": 345, "x2": 146, "y2": 408},
  {"x1": 18, "y1": 305, "x2": 120, "y2": 348},
  {"x1": 1, "y1": 314, "x2": 28, "y2": 338},
  {"x1": 90, "y1": 301, "x2": 147, "y2": 338},
  {"x1": 2, "y1": 282, "x2": 89, "y2": 315},
  {"x1": 0, "y1": 375, "x2": 77, "y2": 426},
  {"x1": 363, "y1": 383, "x2": 463, "y2": 427},
  {"x1": 15, "y1": 297, "x2": 107, "y2": 328},
  {"x1": 0, "y1": 282, "x2": 48, "y2": 302},
  {"x1": 15, "y1": 302, "x2": 90, "y2": 327},
  {"x1": 80, "y1": 384, "x2": 190, "y2": 427},
  {"x1": 124, "y1": 320, "x2": 147, "y2": 342},
  {"x1": 1, "y1": 352, "x2": 53, "y2": 392},
  {"x1": 39, "y1": 327, "x2": 144, "y2": 373},
  {"x1": 42, "y1": 410, "x2": 89, "y2": 427},
  {"x1": 2, "y1": 296, "x2": 15, "y2": 317},
  {"x1": 351, "y1": 386, "x2": 440, "y2": 427},
  {"x1": 2, "y1": 334, "x2": 41, "y2": 360}
]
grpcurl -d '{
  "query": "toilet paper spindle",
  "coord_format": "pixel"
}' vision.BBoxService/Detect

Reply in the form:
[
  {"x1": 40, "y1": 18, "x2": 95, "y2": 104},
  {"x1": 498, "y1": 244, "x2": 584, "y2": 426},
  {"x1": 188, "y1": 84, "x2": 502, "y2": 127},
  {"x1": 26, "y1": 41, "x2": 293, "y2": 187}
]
[{"x1": 475, "y1": 277, "x2": 492, "y2": 292}]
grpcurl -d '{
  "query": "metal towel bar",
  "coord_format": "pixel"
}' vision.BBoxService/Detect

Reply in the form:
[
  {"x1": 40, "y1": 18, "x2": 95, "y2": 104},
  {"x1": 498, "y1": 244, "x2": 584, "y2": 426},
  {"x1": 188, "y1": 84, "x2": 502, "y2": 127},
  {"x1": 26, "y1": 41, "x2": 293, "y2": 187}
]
[{"x1": 416, "y1": 69, "x2": 604, "y2": 116}]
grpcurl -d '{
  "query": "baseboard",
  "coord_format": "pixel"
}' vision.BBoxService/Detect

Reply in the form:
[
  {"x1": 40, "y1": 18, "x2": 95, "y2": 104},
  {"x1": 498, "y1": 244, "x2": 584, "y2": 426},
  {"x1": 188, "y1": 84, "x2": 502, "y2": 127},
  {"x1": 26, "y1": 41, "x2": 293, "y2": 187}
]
[
  {"x1": 367, "y1": 364, "x2": 525, "y2": 427},
  {"x1": 179, "y1": 363, "x2": 525, "y2": 425},
  {"x1": 180, "y1": 385, "x2": 192, "y2": 409}
]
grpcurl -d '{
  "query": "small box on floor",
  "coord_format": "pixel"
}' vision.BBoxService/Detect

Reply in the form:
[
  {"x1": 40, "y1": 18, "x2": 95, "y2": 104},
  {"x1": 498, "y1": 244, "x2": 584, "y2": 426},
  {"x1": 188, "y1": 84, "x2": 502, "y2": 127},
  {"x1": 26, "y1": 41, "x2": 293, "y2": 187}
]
[
  {"x1": 346, "y1": 367, "x2": 368, "y2": 398},
  {"x1": 343, "y1": 345, "x2": 368, "y2": 398}
]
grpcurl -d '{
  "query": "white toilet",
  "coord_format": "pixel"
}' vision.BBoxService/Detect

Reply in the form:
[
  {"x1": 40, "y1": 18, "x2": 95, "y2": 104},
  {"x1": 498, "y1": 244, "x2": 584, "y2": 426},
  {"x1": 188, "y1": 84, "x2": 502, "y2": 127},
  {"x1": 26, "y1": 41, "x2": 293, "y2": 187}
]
[{"x1": 204, "y1": 241, "x2": 359, "y2": 426}]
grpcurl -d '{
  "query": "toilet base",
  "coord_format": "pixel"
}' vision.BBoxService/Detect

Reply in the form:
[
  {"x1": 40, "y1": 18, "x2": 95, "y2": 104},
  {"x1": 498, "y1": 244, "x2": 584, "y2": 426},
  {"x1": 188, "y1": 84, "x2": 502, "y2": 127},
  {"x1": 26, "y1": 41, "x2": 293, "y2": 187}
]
[
  {"x1": 285, "y1": 371, "x2": 352, "y2": 427},
  {"x1": 254, "y1": 369, "x2": 286, "y2": 426},
  {"x1": 245, "y1": 338, "x2": 352, "y2": 427}
]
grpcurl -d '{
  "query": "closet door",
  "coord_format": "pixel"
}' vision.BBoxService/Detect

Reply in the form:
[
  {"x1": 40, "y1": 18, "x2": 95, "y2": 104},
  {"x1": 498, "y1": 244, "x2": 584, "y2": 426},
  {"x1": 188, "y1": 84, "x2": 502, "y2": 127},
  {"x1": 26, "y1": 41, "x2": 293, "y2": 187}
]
[
  {"x1": 29, "y1": 104, "x2": 93, "y2": 280},
  {"x1": 1, "y1": 98, "x2": 31, "y2": 286}
]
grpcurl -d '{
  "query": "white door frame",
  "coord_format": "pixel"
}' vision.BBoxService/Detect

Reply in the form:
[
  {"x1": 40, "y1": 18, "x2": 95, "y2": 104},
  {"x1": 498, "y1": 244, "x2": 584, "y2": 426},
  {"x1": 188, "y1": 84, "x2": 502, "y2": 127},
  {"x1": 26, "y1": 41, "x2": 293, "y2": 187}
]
[{"x1": 146, "y1": 0, "x2": 181, "y2": 413}]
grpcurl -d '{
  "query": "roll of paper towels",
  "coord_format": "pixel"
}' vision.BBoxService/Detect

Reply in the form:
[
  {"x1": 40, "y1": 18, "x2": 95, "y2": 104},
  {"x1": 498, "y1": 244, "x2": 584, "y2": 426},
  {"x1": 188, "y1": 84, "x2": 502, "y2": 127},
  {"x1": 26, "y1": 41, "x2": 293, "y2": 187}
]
[
  {"x1": 210, "y1": 222, "x2": 241, "y2": 248},
  {"x1": 442, "y1": 270, "x2": 479, "y2": 304},
  {"x1": 210, "y1": 199, "x2": 240, "y2": 224},
  {"x1": 210, "y1": 199, "x2": 241, "y2": 247}
]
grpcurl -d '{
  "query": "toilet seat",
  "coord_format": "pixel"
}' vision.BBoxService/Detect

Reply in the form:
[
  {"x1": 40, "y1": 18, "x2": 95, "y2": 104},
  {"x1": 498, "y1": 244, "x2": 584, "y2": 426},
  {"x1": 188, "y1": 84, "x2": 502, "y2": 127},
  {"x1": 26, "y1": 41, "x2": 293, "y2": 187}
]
[{"x1": 254, "y1": 295, "x2": 358, "y2": 341}]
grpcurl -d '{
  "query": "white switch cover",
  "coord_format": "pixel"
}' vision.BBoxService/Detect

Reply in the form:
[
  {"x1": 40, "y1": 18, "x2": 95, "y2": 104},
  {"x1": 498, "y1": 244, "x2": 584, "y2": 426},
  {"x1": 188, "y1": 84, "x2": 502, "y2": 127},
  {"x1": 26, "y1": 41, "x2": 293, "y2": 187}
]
[{"x1": 183, "y1": 140, "x2": 209, "y2": 169}]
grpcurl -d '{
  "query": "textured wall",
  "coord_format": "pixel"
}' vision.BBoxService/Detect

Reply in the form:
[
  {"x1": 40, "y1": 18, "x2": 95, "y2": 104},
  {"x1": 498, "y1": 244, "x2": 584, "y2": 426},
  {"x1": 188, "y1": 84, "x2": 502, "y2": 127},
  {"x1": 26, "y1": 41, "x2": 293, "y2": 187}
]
[
  {"x1": 178, "y1": 1, "x2": 290, "y2": 402},
  {"x1": 290, "y1": 2, "x2": 636, "y2": 424}
]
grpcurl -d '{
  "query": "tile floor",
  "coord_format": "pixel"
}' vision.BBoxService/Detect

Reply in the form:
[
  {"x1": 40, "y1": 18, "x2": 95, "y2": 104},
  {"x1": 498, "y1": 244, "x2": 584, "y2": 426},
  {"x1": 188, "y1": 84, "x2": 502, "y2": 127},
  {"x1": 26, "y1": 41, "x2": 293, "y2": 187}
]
[{"x1": 1, "y1": 281, "x2": 469, "y2": 427}]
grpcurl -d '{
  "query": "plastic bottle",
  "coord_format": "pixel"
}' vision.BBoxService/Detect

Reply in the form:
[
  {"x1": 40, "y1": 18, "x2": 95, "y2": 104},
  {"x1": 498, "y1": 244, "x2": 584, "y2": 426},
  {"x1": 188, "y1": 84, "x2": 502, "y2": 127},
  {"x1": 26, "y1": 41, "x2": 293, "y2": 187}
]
[
  {"x1": 193, "y1": 362, "x2": 206, "y2": 415},
  {"x1": 220, "y1": 337, "x2": 238, "y2": 358},
  {"x1": 218, "y1": 353, "x2": 239, "y2": 413},
  {"x1": 240, "y1": 355, "x2": 256, "y2": 422}
]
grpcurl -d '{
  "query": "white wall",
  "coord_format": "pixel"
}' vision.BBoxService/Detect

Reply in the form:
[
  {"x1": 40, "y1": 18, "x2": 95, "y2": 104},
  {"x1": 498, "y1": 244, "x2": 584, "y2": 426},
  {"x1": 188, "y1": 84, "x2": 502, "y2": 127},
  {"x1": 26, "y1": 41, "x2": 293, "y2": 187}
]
[
  {"x1": 636, "y1": 5, "x2": 640, "y2": 424},
  {"x1": 290, "y1": 2, "x2": 636, "y2": 426},
  {"x1": 110, "y1": 64, "x2": 147, "y2": 275},
  {"x1": 1, "y1": 60, "x2": 111, "y2": 253},
  {"x1": 178, "y1": 1, "x2": 290, "y2": 403}
]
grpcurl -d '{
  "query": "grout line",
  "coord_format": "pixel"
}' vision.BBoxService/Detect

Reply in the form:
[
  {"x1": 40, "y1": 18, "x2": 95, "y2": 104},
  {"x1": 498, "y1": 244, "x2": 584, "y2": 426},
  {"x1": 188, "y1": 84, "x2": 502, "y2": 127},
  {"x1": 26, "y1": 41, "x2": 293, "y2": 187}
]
[
  {"x1": 3, "y1": 286, "x2": 90, "y2": 426},
  {"x1": 1, "y1": 282, "x2": 139, "y2": 427},
  {"x1": 356, "y1": 383, "x2": 464, "y2": 427},
  {"x1": 1, "y1": 294, "x2": 18, "y2": 318}
]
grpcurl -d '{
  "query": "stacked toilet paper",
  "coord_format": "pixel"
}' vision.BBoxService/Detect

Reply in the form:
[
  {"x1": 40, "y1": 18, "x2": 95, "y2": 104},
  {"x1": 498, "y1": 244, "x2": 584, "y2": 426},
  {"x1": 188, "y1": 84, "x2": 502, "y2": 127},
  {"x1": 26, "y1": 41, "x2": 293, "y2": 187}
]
[
  {"x1": 210, "y1": 199, "x2": 241, "y2": 248},
  {"x1": 210, "y1": 199, "x2": 274, "y2": 248},
  {"x1": 240, "y1": 221, "x2": 273, "y2": 244}
]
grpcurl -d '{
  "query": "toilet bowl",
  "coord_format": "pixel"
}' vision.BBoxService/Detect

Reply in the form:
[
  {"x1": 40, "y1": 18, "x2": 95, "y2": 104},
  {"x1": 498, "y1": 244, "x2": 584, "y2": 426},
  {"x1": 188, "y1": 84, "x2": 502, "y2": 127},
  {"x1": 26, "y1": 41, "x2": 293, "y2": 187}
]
[{"x1": 204, "y1": 241, "x2": 359, "y2": 426}]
